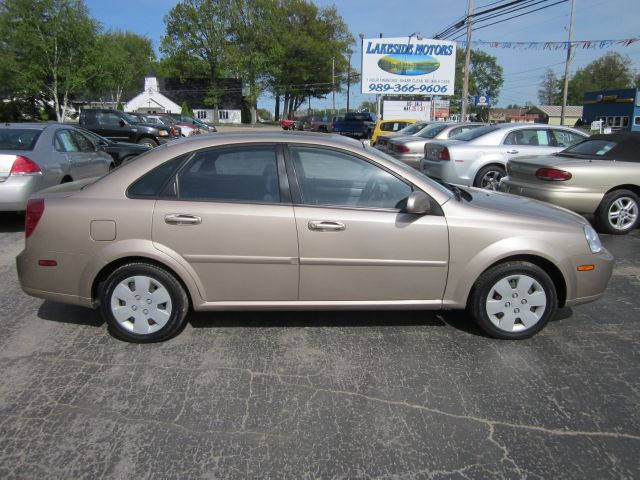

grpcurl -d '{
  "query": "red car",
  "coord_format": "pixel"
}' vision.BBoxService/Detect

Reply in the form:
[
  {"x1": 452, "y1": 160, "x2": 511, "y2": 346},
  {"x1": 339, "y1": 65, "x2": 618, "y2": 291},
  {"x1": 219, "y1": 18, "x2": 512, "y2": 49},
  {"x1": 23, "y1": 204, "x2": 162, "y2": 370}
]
[{"x1": 279, "y1": 119, "x2": 296, "y2": 130}]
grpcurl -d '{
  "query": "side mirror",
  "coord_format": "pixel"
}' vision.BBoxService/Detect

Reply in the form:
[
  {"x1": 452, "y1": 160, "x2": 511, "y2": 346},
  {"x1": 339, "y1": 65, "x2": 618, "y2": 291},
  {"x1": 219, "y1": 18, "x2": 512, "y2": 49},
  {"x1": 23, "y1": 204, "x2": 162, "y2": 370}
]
[
  {"x1": 119, "y1": 118, "x2": 126, "y2": 127},
  {"x1": 405, "y1": 191, "x2": 431, "y2": 214}
]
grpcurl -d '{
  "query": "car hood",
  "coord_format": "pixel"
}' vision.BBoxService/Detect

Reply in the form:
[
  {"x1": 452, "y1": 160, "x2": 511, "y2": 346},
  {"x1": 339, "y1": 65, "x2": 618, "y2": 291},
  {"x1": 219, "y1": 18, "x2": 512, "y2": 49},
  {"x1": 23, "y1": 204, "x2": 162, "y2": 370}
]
[{"x1": 463, "y1": 186, "x2": 589, "y2": 227}]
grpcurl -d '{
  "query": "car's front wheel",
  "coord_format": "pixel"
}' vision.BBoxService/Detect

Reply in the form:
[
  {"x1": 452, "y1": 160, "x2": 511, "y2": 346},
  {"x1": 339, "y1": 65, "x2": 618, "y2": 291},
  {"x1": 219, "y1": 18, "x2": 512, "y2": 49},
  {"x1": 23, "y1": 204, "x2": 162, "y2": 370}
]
[
  {"x1": 595, "y1": 189, "x2": 640, "y2": 235},
  {"x1": 99, "y1": 262, "x2": 189, "y2": 342},
  {"x1": 468, "y1": 261, "x2": 558, "y2": 339},
  {"x1": 137, "y1": 138, "x2": 158, "y2": 148}
]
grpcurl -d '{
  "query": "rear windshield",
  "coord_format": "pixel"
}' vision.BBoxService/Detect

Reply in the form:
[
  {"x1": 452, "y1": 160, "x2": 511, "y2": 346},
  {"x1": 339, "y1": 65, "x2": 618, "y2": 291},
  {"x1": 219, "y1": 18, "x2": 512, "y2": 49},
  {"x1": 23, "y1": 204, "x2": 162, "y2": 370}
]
[
  {"x1": 562, "y1": 139, "x2": 616, "y2": 157},
  {"x1": 0, "y1": 129, "x2": 42, "y2": 151},
  {"x1": 417, "y1": 124, "x2": 448, "y2": 138},
  {"x1": 398, "y1": 122, "x2": 427, "y2": 135},
  {"x1": 345, "y1": 113, "x2": 372, "y2": 121},
  {"x1": 452, "y1": 126, "x2": 499, "y2": 142}
]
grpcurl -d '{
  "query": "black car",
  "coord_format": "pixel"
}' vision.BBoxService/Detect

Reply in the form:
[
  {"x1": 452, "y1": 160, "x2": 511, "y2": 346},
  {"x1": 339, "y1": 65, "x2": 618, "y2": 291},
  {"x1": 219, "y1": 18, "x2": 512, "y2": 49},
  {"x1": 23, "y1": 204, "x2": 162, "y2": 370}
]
[
  {"x1": 78, "y1": 128, "x2": 152, "y2": 166},
  {"x1": 79, "y1": 109, "x2": 180, "y2": 147}
]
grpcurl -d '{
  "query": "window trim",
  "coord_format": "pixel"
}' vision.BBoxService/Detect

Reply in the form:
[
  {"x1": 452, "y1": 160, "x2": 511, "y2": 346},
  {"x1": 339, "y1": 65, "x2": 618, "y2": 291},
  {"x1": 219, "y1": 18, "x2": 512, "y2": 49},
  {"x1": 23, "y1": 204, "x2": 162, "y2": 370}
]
[{"x1": 284, "y1": 143, "x2": 418, "y2": 213}]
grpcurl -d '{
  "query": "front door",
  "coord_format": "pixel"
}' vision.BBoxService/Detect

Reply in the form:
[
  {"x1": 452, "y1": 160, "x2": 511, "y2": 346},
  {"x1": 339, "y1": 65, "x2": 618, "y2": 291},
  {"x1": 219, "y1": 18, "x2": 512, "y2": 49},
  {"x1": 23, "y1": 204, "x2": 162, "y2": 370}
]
[
  {"x1": 152, "y1": 145, "x2": 298, "y2": 302},
  {"x1": 286, "y1": 145, "x2": 449, "y2": 302}
]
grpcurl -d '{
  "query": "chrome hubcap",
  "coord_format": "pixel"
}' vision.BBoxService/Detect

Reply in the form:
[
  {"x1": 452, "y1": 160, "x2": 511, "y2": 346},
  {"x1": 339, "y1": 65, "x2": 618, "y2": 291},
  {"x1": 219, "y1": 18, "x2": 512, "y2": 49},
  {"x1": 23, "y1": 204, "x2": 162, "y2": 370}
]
[
  {"x1": 481, "y1": 170, "x2": 504, "y2": 190},
  {"x1": 608, "y1": 197, "x2": 638, "y2": 230},
  {"x1": 485, "y1": 274, "x2": 547, "y2": 333},
  {"x1": 110, "y1": 275, "x2": 172, "y2": 335}
]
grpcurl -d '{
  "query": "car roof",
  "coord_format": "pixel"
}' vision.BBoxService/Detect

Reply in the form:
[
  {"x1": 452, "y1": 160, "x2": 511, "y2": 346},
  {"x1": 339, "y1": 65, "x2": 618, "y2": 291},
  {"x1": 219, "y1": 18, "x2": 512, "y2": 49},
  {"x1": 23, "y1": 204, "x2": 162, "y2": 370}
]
[
  {"x1": 0, "y1": 123, "x2": 52, "y2": 130},
  {"x1": 582, "y1": 132, "x2": 640, "y2": 160},
  {"x1": 167, "y1": 131, "x2": 365, "y2": 149}
]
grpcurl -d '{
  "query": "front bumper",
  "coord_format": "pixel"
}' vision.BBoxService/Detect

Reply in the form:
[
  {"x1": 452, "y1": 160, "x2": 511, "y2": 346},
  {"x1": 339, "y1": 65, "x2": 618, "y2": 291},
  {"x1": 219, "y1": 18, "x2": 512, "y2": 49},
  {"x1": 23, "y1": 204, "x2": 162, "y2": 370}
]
[
  {"x1": 563, "y1": 248, "x2": 614, "y2": 307},
  {"x1": 499, "y1": 179, "x2": 604, "y2": 214}
]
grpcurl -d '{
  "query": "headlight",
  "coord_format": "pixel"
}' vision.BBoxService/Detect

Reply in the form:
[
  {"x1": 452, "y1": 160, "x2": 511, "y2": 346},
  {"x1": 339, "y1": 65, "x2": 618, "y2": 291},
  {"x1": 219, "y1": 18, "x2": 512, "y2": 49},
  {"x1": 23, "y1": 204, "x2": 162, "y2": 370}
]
[
  {"x1": 584, "y1": 225, "x2": 603, "y2": 254},
  {"x1": 158, "y1": 130, "x2": 169, "y2": 136}
]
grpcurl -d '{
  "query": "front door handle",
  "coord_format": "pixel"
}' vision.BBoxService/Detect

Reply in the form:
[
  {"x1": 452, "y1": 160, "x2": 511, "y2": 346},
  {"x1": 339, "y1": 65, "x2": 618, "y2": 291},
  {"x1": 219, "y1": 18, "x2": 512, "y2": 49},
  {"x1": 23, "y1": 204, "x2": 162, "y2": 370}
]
[
  {"x1": 308, "y1": 220, "x2": 346, "y2": 232},
  {"x1": 506, "y1": 149, "x2": 519, "y2": 154},
  {"x1": 165, "y1": 214, "x2": 202, "y2": 225}
]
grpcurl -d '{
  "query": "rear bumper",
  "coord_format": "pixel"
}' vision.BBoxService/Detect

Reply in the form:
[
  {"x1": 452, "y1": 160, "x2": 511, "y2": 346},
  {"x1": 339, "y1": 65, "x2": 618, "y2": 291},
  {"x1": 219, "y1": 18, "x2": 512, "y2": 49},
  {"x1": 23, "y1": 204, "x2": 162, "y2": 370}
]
[
  {"x1": 499, "y1": 179, "x2": 604, "y2": 214},
  {"x1": 422, "y1": 159, "x2": 472, "y2": 186},
  {"x1": 0, "y1": 175, "x2": 43, "y2": 211},
  {"x1": 389, "y1": 153, "x2": 423, "y2": 169}
]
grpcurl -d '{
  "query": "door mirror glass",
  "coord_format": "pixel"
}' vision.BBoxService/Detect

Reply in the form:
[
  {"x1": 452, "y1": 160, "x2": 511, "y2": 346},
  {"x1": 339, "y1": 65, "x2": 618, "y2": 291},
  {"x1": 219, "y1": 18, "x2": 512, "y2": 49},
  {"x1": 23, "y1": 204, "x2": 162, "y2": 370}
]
[{"x1": 405, "y1": 191, "x2": 431, "y2": 214}]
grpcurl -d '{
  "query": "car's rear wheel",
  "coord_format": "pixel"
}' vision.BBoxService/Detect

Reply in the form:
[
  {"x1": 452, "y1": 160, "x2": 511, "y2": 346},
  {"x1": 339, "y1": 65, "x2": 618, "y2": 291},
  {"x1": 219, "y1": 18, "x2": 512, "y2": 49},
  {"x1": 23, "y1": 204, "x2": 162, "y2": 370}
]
[
  {"x1": 99, "y1": 263, "x2": 189, "y2": 343},
  {"x1": 595, "y1": 189, "x2": 640, "y2": 235},
  {"x1": 468, "y1": 261, "x2": 557, "y2": 339},
  {"x1": 474, "y1": 165, "x2": 506, "y2": 190}
]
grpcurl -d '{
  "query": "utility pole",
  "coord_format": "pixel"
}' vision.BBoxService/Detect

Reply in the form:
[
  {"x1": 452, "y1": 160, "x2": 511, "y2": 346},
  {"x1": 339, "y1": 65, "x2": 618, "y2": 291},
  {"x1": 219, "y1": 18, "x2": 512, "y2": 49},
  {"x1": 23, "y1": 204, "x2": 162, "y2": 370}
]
[
  {"x1": 347, "y1": 52, "x2": 352, "y2": 112},
  {"x1": 560, "y1": 0, "x2": 576, "y2": 126},
  {"x1": 461, "y1": 0, "x2": 473, "y2": 123},
  {"x1": 332, "y1": 56, "x2": 336, "y2": 114}
]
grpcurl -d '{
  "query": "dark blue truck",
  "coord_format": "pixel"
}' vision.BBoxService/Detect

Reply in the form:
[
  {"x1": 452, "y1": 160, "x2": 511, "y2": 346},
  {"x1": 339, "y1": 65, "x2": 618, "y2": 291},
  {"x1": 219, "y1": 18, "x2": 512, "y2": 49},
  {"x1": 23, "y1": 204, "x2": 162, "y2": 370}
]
[{"x1": 332, "y1": 112, "x2": 378, "y2": 139}]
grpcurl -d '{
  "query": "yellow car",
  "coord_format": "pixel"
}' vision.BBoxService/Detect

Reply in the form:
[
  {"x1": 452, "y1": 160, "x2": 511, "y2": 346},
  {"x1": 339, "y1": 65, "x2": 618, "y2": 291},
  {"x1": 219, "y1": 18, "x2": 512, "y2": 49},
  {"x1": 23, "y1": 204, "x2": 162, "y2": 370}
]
[{"x1": 370, "y1": 119, "x2": 417, "y2": 146}]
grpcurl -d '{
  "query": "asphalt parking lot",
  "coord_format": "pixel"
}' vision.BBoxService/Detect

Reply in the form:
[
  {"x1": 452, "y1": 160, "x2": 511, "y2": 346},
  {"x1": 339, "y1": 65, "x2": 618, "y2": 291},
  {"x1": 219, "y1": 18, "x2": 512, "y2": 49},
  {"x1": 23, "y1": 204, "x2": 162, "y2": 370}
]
[{"x1": 0, "y1": 212, "x2": 638, "y2": 479}]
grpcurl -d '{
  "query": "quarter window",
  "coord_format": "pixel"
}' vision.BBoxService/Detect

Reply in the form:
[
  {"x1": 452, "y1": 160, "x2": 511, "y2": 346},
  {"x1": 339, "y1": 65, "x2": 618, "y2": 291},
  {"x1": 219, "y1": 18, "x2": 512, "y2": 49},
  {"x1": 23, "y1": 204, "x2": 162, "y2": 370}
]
[
  {"x1": 177, "y1": 146, "x2": 279, "y2": 203},
  {"x1": 290, "y1": 146, "x2": 412, "y2": 209}
]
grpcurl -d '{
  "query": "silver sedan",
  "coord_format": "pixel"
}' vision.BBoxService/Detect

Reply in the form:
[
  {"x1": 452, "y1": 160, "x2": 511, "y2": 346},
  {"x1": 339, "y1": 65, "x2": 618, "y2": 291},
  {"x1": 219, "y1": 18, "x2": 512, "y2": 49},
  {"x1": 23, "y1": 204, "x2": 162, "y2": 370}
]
[
  {"x1": 0, "y1": 123, "x2": 114, "y2": 211},
  {"x1": 422, "y1": 124, "x2": 588, "y2": 189},
  {"x1": 387, "y1": 122, "x2": 486, "y2": 169}
]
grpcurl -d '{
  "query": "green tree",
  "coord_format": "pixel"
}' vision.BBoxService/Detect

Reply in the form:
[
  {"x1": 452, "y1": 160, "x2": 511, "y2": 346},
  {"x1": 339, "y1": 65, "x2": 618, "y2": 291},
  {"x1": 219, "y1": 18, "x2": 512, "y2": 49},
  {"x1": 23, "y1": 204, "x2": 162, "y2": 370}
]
[
  {"x1": 538, "y1": 68, "x2": 561, "y2": 105},
  {"x1": 161, "y1": 0, "x2": 235, "y2": 119},
  {"x1": 264, "y1": 0, "x2": 353, "y2": 120},
  {"x1": 0, "y1": 0, "x2": 99, "y2": 122},
  {"x1": 567, "y1": 52, "x2": 636, "y2": 105},
  {"x1": 452, "y1": 49, "x2": 504, "y2": 115},
  {"x1": 91, "y1": 31, "x2": 155, "y2": 107},
  {"x1": 180, "y1": 102, "x2": 193, "y2": 115},
  {"x1": 358, "y1": 100, "x2": 377, "y2": 113}
]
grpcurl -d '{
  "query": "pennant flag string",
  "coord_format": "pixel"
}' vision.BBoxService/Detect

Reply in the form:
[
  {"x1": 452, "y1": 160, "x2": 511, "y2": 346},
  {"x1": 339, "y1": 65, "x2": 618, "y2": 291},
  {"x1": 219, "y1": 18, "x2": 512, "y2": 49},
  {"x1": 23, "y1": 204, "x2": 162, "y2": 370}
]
[{"x1": 456, "y1": 38, "x2": 639, "y2": 50}]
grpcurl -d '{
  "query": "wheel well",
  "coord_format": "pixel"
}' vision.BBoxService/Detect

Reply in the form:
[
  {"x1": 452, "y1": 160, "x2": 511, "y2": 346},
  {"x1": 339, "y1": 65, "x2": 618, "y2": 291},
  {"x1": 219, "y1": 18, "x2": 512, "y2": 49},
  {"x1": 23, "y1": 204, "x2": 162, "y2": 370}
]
[
  {"x1": 91, "y1": 256, "x2": 193, "y2": 309},
  {"x1": 61, "y1": 175, "x2": 73, "y2": 183},
  {"x1": 469, "y1": 254, "x2": 567, "y2": 308},
  {"x1": 605, "y1": 184, "x2": 640, "y2": 198}
]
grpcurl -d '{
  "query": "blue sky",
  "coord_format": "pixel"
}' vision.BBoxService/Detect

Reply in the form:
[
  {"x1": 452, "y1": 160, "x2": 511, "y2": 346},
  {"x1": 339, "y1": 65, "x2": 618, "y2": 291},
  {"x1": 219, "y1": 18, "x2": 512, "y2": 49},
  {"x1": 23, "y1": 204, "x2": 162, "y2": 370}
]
[{"x1": 85, "y1": 0, "x2": 639, "y2": 111}]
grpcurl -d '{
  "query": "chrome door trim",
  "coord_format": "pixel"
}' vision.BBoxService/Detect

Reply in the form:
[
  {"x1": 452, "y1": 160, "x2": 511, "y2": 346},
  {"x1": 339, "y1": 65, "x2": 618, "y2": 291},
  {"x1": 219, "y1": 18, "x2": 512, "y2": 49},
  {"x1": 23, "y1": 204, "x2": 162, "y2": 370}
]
[
  {"x1": 183, "y1": 254, "x2": 299, "y2": 265},
  {"x1": 300, "y1": 257, "x2": 448, "y2": 267}
]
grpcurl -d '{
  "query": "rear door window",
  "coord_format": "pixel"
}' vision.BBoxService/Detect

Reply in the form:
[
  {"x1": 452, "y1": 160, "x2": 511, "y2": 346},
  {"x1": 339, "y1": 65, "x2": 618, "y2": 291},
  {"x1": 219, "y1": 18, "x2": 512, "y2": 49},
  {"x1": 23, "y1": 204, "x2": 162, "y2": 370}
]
[
  {"x1": 177, "y1": 146, "x2": 280, "y2": 203},
  {"x1": 0, "y1": 129, "x2": 42, "y2": 151},
  {"x1": 504, "y1": 129, "x2": 550, "y2": 146}
]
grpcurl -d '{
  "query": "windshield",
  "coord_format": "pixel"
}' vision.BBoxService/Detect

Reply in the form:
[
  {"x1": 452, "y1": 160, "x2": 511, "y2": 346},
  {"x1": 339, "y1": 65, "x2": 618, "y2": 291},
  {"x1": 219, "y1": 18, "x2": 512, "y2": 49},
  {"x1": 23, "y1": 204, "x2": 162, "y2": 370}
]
[
  {"x1": 123, "y1": 113, "x2": 141, "y2": 124},
  {"x1": 0, "y1": 129, "x2": 42, "y2": 151},
  {"x1": 562, "y1": 139, "x2": 616, "y2": 156},
  {"x1": 417, "y1": 124, "x2": 448, "y2": 138},
  {"x1": 451, "y1": 125, "x2": 499, "y2": 142},
  {"x1": 364, "y1": 146, "x2": 452, "y2": 198}
]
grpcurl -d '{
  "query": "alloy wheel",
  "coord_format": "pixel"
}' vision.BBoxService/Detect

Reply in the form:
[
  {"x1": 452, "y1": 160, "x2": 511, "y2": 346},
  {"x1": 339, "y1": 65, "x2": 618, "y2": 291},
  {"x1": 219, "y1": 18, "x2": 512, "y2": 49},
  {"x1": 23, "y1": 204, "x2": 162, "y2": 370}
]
[{"x1": 608, "y1": 196, "x2": 638, "y2": 231}]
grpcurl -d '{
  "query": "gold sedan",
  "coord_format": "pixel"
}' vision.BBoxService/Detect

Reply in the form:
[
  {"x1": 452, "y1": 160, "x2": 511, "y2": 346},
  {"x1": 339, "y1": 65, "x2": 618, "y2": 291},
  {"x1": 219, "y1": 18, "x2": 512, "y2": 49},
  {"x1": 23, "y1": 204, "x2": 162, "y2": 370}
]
[{"x1": 500, "y1": 132, "x2": 640, "y2": 235}]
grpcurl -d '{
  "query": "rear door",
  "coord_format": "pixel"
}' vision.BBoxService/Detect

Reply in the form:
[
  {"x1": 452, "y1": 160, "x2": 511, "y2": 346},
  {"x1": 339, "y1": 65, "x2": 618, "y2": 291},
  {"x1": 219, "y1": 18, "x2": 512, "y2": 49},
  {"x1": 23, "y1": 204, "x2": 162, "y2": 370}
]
[
  {"x1": 286, "y1": 144, "x2": 449, "y2": 302},
  {"x1": 152, "y1": 144, "x2": 299, "y2": 302},
  {"x1": 500, "y1": 127, "x2": 563, "y2": 161}
]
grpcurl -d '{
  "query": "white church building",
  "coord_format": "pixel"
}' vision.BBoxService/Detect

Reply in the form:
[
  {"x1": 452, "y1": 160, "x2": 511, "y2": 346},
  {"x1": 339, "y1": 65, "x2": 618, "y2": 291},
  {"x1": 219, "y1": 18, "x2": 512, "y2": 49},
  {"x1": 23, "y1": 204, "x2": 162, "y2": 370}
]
[{"x1": 124, "y1": 77, "x2": 182, "y2": 115}]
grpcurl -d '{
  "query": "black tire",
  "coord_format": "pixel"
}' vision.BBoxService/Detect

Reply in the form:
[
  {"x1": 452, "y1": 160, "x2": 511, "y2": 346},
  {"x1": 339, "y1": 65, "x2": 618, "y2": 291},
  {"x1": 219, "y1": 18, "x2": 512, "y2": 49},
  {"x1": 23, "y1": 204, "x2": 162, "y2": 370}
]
[
  {"x1": 594, "y1": 189, "x2": 640, "y2": 235},
  {"x1": 60, "y1": 176, "x2": 73, "y2": 184},
  {"x1": 137, "y1": 137, "x2": 158, "y2": 148},
  {"x1": 474, "y1": 164, "x2": 506, "y2": 190},
  {"x1": 99, "y1": 262, "x2": 189, "y2": 343},
  {"x1": 468, "y1": 261, "x2": 558, "y2": 340}
]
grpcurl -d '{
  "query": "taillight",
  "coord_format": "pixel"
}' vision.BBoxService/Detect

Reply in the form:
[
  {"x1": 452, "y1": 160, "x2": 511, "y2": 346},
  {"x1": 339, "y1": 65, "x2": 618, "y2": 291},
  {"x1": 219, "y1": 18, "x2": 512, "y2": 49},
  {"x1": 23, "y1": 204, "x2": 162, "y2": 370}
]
[
  {"x1": 25, "y1": 198, "x2": 45, "y2": 238},
  {"x1": 394, "y1": 144, "x2": 410, "y2": 153},
  {"x1": 536, "y1": 168, "x2": 572, "y2": 181},
  {"x1": 438, "y1": 147, "x2": 450, "y2": 161},
  {"x1": 10, "y1": 156, "x2": 42, "y2": 175}
]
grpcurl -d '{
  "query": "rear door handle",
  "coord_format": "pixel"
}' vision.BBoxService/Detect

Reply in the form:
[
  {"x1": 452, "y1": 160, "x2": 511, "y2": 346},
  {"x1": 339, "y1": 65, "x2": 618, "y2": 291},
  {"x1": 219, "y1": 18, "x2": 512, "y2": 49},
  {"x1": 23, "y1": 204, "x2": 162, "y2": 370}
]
[
  {"x1": 506, "y1": 149, "x2": 519, "y2": 154},
  {"x1": 165, "y1": 214, "x2": 202, "y2": 225},
  {"x1": 308, "y1": 220, "x2": 346, "y2": 232}
]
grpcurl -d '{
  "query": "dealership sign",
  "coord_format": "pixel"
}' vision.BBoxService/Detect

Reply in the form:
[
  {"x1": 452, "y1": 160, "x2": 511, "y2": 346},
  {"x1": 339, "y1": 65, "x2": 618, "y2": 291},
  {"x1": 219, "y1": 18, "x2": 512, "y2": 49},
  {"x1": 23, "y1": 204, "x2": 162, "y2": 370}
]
[{"x1": 361, "y1": 37, "x2": 456, "y2": 96}]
